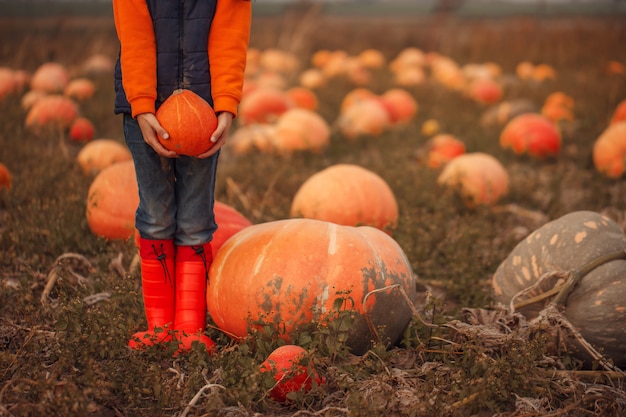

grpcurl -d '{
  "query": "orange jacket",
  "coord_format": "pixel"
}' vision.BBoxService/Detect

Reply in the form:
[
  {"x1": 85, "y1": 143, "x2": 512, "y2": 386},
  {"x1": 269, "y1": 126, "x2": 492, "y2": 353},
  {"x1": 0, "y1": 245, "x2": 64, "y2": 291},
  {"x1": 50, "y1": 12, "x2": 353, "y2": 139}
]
[{"x1": 113, "y1": 0, "x2": 251, "y2": 118}]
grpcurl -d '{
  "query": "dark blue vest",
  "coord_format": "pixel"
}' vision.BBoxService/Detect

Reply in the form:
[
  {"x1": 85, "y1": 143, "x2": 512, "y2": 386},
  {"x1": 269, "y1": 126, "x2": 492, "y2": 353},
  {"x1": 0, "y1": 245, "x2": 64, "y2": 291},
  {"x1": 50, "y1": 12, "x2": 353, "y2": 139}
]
[{"x1": 114, "y1": 0, "x2": 217, "y2": 115}]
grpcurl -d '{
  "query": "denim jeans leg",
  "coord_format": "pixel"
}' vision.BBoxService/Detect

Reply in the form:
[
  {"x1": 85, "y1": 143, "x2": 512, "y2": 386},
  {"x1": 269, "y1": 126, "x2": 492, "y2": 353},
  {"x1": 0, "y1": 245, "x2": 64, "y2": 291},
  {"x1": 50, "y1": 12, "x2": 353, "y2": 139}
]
[
  {"x1": 123, "y1": 114, "x2": 177, "y2": 240},
  {"x1": 173, "y1": 151, "x2": 219, "y2": 246}
]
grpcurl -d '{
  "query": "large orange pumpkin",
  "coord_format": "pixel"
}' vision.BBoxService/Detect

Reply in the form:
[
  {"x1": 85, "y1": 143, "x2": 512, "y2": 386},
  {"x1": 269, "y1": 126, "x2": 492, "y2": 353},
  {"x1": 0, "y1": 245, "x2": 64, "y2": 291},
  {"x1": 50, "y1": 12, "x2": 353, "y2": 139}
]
[
  {"x1": 437, "y1": 152, "x2": 509, "y2": 207},
  {"x1": 156, "y1": 89, "x2": 217, "y2": 156},
  {"x1": 592, "y1": 121, "x2": 626, "y2": 179},
  {"x1": 290, "y1": 164, "x2": 398, "y2": 233},
  {"x1": 499, "y1": 113, "x2": 561, "y2": 159},
  {"x1": 86, "y1": 160, "x2": 139, "y2": 240},
  {"x1": 207, "y1": 218, "x2": 417, "y2": 355},
  {"x1": 492, "y1": 211, "x2": 626, "y2": 368}
]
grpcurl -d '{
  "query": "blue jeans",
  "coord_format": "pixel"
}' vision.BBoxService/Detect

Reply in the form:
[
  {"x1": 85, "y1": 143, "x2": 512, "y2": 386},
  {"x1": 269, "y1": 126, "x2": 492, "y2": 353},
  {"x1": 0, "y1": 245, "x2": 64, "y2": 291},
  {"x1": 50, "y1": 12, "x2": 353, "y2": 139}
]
[{"x1": 123, "y1": 114, "x2": 218, "y2": 246}]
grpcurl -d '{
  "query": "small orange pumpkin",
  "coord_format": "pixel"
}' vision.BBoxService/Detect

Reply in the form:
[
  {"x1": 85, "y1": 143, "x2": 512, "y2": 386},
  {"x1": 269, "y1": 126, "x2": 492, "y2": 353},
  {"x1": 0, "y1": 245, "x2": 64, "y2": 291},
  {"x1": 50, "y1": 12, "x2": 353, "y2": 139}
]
[
  {"x1": 290, "y1": 164, "x2": 398, "y2": 233},
  {"x1": 25, "y1": 94, "x2": 78, "y2": 132},
  {"x1": 0, "y1": 162, "x2": 11, "y2": 190},
  {"x1": 437, "y1": 152, "x2": 509, "y2": 207},
  {"x1": 592, "y1": 121, "x2": 626, "y2": 179},
  {"x1": 156, "y1": 89, "x2": 217, "y2": 156},
  {"x1": 207, "y1": 218, "x2": 417, "y2": 355},
  {"x1": 260, "y1": 345, "x2": 323, "y2": 402},
  {"x1": 30, "y1": 62, "x2": 69, "y2": 93},
  {"x1": 85, "y1": 160, "x2": 138, "y2": 240},
  {"x1": 272, "y1": 108, "x2": 330, "y2": 155},
  {"x1": 499, "y1": 113, "x2": 561, "y2": 159},
  {"x1": 69, "y1": 117, "x2": 95, "y2": 142},
  {"x1": 238, "y1": 87, "x2": 293, "y2": 125},
  {"x1": 610, "y1": 99, "x2": 626, "y2": 125},
  {"x1": 424, "y1": 134, "x2": 466, "y2": 168}
]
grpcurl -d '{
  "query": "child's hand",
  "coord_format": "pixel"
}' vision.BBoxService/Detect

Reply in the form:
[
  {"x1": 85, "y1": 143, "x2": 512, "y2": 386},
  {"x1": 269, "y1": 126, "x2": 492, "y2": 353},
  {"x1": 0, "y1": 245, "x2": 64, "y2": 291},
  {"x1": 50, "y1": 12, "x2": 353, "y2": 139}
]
[
  {"x1": 136, "y1": 113, "x2": 178, "y2": 158},
  {"x1": 197, "y1": 111, "x2": 234, "y2": 158}
]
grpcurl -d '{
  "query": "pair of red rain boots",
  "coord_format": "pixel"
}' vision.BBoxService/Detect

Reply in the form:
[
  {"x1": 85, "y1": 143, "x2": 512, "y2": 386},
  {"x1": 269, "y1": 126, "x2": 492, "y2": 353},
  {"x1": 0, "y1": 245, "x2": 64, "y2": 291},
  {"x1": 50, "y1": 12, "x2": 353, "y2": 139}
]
[{"x1": 128, "y1": 238, "x2": 216, "y2": 354}]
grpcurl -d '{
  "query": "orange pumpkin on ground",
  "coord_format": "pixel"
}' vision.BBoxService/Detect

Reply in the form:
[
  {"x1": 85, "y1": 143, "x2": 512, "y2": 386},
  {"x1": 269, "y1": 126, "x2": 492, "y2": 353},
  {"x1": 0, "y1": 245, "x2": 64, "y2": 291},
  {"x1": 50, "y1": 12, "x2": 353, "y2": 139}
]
[
  {"x1": 593, "y1": 121, "x2": 626, "y2": 179},
  {"x1": 69, "y1": 117, "x2": 95, "y2": 142},
  {"x1": 0, "y1": 162, "x2": 11, "y2": 190},
  {"x1": 64, "y1": 78, "x2": 96, "y2": 101},
  {"x1": 238, "y1": 87, "x2": 293, "y2": 125},
  {"x1": 260, "y1": 345, "x2": 323, "y2": 402},
  {"x1": 77, "y1": 139, "x2": 132, "y2": 175},
  {"x1": 156, "y1": 89, "x2": 217, "y2": 156},
  {"x1": 336, "y1": 98, "x2": 391, "y2": 140},
  {"x1": 437, "y1": 152, "x2": 509, "y2": 208},
  {"x1": 207, "y1": 218, "x2": 417, "y2": 355},
  {"x1": 86, "y1": 160, "x2": 139, "y2": 240},
  {"x1": 272, "y1": 108, "x2": 330, "y2": 154},
  {"x1": 492, "y1": 211, "x2": 626, "y2": 368},
  {"x1": 499, "y1": 113, "x2": 561, "y2": 159},
  {"x1": 285, "y1": 87, "x2": 318, "y2": 111},
  {"x1": 378, "y1": 88, "x2": 419, "y2": 124},
  {"x1": 290, "y1": 164, "x2": 398, "y2": 233},
  {"x1": 30, "y1": 62, "x2": 69, "y2": 93},
  {"x1": 610, "y1": 99, "x2": 626, "y2": 125},
  {"x1": 466, "y1": 78, "x2": 503, "y2": 105},
  {"x1": 424, "y1": 134, "x2": 466, "y2": 168},
  {"x1": 25, "y1": 94, "x2": 78, "y2": 132}
]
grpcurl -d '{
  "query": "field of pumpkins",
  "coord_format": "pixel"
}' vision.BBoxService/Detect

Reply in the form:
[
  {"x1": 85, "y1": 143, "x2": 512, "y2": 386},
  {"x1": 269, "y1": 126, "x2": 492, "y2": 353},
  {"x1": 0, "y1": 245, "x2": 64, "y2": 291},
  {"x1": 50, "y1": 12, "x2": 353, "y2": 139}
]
[{"x1": 1, "y1": 9, "x2": 626, "y2": 417}]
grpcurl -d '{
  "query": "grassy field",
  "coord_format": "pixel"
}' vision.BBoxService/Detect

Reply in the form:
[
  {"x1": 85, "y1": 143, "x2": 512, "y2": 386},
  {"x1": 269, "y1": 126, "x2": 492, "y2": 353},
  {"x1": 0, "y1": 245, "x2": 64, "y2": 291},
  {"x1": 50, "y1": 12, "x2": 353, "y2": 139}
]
[{"x1": 1, "y1": 7, "x2": 626, "y2": 417}]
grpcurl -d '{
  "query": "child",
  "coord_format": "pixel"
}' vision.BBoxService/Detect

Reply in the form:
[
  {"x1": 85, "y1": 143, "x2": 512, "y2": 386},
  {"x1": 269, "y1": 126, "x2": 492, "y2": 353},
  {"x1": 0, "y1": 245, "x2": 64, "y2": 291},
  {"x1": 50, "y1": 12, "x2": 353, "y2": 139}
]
[{"x1": 112, "y1": 0, "x2": 252, "y2": 354}]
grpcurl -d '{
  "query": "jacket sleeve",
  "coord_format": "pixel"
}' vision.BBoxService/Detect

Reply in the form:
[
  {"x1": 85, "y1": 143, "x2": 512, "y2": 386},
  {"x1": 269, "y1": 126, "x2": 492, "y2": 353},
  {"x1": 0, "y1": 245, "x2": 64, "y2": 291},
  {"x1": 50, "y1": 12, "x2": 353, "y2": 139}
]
[
  {"x1": 208, "y1": 0, "x2": 252, "y2": 117},
  {"x1": 113, "y1": 0, "x2": 157, "y2": 117}
]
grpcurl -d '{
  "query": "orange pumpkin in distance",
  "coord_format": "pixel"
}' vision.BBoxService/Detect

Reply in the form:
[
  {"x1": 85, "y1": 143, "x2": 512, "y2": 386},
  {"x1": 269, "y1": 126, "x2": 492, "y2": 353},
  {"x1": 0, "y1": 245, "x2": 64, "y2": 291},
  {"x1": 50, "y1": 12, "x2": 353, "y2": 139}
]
[
  {"x1": 207, "y1": 218, "x2": 417, "y2": 355},
  {"x1": 610, "y1": 99, "x2": 626, "y2": 125},
  {"x1": 593, "y1": 121, "x2": 626, "y2": 179},
  {"x1": 156, "y1": 89, "x2": 217, "y2": 156},
  {"x1": 290, "y1": 164, "x2": 398, "y2": 233},
  {"x1": 260, "y1": 345, "x2": 323, "y2": 402},
  {"x1": 437, "y1": 152, "x2": 509, "y2": 207},
  {"x1": 0, "y1": 162, "x2": 11, "y2": 190},
  {"x1": 425, "y1": 134, "x2": 466, "y2": 168},
  {"x1": 500, "y1": 113, "x2": 561, "y2": 159}
]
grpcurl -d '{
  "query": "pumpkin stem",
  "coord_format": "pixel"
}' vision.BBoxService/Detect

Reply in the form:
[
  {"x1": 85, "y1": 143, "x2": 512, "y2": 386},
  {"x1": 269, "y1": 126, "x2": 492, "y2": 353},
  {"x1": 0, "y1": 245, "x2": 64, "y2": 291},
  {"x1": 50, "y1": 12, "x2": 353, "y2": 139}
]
[
  {"x1": 551, "y1": 249, "x2": 626, "y2": 307},
  {"x1": 512, "y1": 249, "x2": 626, "y2": 311}
]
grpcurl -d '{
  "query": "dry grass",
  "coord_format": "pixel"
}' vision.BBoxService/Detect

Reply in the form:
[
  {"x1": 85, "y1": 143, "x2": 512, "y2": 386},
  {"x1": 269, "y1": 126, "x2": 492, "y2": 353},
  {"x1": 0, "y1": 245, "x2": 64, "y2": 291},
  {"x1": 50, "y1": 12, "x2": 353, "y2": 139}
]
[{"x1": 1, "y1": 8, "x2": 626, "y2": 417}]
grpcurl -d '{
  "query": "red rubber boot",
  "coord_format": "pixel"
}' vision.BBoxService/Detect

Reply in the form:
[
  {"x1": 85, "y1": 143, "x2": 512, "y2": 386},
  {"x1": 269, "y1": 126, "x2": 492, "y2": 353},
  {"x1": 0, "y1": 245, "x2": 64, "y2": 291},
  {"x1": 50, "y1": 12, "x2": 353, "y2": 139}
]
[
  {"x1": 128, "y1": 238, "x2": 176, "y2": 350},
  {"x1": 174, "y1": 243, "x2": 216, "y2": 354}
]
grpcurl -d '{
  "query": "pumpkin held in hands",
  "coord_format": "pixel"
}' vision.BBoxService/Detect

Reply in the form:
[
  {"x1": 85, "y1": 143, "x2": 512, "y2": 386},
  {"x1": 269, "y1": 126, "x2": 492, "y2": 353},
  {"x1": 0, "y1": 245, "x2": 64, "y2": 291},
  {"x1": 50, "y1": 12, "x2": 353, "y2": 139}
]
[
  {"x1": 207, "y1": 218, "x2": 417, "y2": 355},
  {"x1": 156, "y1": 89, "x2": 218, "y2": 156},
  {"x1": 492, "y1": 210, "x2": 626, "y2": 368}
]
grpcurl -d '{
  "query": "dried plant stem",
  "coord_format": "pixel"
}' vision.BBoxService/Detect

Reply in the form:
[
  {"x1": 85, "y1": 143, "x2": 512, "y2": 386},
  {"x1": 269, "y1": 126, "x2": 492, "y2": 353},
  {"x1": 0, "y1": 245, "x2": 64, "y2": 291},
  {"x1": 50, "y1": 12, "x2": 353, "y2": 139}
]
[
  {"x1": 40, "y1": 252, "x2": 93, "y2": 305},
  {"x1": 179, "y1": 383, "x2": 225, "y2": 417}
]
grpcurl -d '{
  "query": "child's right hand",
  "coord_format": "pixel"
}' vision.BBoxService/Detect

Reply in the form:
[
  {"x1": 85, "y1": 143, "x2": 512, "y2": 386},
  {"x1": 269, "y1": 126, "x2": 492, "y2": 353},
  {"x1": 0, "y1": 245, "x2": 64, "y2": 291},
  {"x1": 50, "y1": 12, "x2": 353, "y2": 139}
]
[{"x1": 136, "y1": 113, "x2": 178, "y2": 158}]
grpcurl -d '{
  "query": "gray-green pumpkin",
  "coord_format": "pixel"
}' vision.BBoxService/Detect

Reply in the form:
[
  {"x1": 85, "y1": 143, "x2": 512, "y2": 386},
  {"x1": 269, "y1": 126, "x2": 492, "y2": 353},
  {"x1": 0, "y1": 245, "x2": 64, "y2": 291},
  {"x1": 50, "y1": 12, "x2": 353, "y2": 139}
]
[{"x1": 492, "y1": 210, "x2": 626, "y2": 368}]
